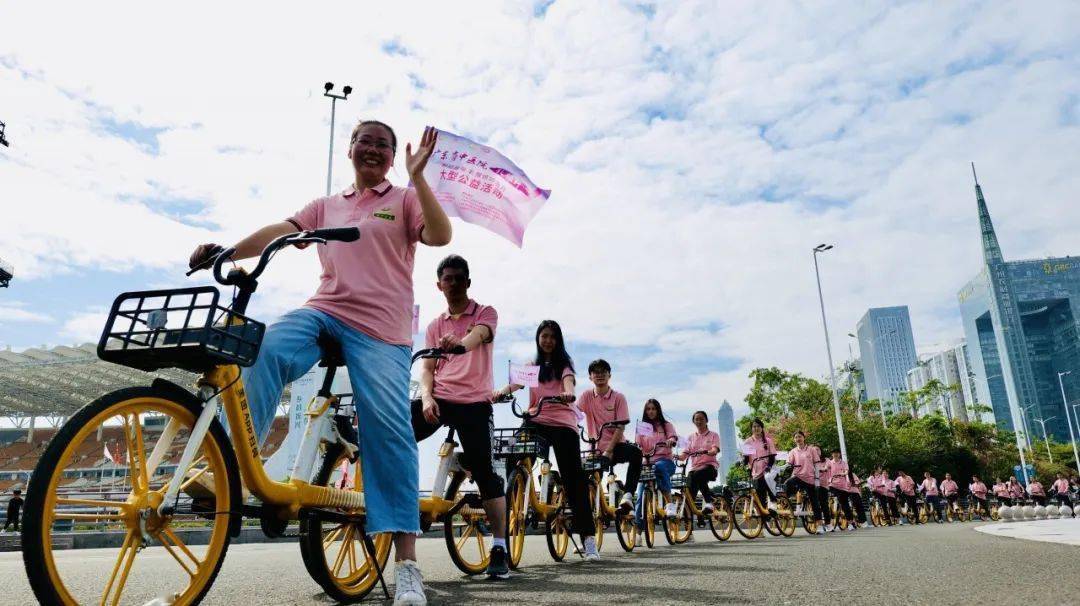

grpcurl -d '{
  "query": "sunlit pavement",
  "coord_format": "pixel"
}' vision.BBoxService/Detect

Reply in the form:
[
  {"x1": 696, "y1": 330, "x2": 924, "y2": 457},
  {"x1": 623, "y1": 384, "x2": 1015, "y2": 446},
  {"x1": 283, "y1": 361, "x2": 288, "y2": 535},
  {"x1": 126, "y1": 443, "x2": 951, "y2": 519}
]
[{"x1": 2, "y1": 522, "x2": 1078, "y2": 605}]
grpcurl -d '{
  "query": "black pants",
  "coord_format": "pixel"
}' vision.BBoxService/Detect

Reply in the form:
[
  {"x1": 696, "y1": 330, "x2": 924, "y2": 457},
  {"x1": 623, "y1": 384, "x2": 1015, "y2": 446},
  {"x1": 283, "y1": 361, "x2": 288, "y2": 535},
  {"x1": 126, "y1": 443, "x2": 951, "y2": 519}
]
[
  {"x1": 605, "y1": 442, "x2": 642, "y2": 496},
  {"x1": 753, "y1": 476, "x2": 775, "y2": 508},
  {"x1": 874, "y1": 493, "x2": 898, "y2": 522},
  {"x1": 945, "y1": 494, "x2": 958, "y2": 511},
  {"x1": 524, "y1": 421, "x2": 594, "y2": 538},
  {"x1": 926, "y1": 495, "x2": 943, "y2": 521},
  {"x1": 1032, "y1": 495, "x2": 1047, "y2": 506},
  {"x1": 973, "y1": 496, "x2": 989, "y2": 516},
  {"x1": 998, "y1": 497, "x2": 1014, "y2": 507},
  {"x1": 3, "y1": 512, "x2": 18, "y2": 531},
  {"x1": 785, "y1": 477, "x2": 824, "y2": 521},
  {"x1": 818, "y1": 487, "x2": 833, "y2": 524},
  {"x1": 830, "y1": 488, "x2": 854, "y2": 525},
  {"x1": 887, "y1": 495, "x2": 901, "y2": 520},
  {"x1": 411, "y1": 399, "x2": 504, "y2": 500},
  {"x1": 1053, "y1": 493, "x2": 1074, "y2": 508},
  {"x1": 849, "y1": 492, "x2": 867, "y2": 524},
  {"x1": 900, "y1": 494, "x2": 919, "y2": 523},
  {"x1": 687, "y1": 466, "x2": 717, "y2": 507}
]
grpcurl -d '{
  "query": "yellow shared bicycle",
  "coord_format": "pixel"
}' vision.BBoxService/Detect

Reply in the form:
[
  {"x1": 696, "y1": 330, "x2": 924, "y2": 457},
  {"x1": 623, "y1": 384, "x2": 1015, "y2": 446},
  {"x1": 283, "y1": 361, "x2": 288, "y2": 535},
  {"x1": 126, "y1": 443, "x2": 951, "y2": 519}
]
[{"x1": 22, "y1": 228, "x2": 396, "y2": 605}]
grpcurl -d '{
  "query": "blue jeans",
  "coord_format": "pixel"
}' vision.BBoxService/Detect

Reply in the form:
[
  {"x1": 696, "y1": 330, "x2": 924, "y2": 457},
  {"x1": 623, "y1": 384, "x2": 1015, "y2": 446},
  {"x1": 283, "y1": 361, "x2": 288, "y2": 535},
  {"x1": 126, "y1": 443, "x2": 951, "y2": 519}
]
[
  {"x1": 636, "y1": 458, "x2": 675, "y2": 528},
  {"x1": 241, "y1": 307, "x2": 419, "y2": 534}
]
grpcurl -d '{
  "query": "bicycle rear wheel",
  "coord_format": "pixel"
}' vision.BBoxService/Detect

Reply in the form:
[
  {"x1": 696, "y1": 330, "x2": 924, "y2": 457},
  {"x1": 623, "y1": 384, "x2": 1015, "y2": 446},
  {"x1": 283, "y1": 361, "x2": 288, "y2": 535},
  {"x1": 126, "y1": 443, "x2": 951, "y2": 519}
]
[
  {"x1": 801, "y1": 497, "x2": 820, "y2": 535},
  {"x1": 588, "y1": 482, "x2": 604, "y2": 551},
  {"x1": 708, "y1": 497, "x2": 734, "y2": 541},
  {"x1": 732, "y1": 494, "x2": 763, "y2": 539},
  {"x1": 299, "y1": 445, "x2": 393, "y2": 603},
  {"x1": 505, "y1": 467, "x2": 528, "y2": 569},
  {"x1": 23, "y1": 384, "x2": 240, "y2": 606}
]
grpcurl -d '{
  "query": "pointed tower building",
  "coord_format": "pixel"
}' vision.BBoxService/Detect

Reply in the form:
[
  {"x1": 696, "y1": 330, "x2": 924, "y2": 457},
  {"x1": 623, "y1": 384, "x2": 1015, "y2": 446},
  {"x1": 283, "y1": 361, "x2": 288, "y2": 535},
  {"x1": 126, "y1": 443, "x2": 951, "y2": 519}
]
[{"x1": 958, "y1": 166, "x2": 1080, "y2": 444}]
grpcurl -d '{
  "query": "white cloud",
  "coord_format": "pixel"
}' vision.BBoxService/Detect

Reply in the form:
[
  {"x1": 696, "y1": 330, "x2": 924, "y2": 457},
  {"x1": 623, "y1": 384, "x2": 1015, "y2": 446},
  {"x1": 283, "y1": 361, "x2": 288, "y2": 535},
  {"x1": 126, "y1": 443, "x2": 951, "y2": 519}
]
[
  {"x1": 2, "y1": 0, "x2": 1079, "y2": 419},
  {"x1": 0, "y1": 302, "x2": 52, "y2": 324},
  {"x1": 60, "y1": 308, "x2": 108, "y2": 344}
]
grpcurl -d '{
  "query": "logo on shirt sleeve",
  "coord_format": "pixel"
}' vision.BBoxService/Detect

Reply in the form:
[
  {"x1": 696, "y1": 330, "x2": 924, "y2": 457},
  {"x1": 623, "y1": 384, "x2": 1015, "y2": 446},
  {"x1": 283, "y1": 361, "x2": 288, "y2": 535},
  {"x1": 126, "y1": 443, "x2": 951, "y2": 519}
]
[{"x1": 373, "y1": 207, "x2": 396, "y2": 221}]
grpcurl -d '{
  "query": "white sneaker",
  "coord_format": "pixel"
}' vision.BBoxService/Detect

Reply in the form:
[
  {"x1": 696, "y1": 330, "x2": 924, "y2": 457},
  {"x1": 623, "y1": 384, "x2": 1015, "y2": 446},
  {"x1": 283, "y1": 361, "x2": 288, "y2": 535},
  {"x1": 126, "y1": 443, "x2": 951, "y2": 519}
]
[
  {"x1": 815, "y1": 526, "x2": 825, "y2": 535},
  {"x1": 583, "y1": 536, "x2": 600, "y2": 561},
  {"x1": 394, "y1": 560, "x2": 427, "y2": 606},
  {"x1": 634, "y1": 533, "x2": 643, "y2": 547},
  {"x1": 664, "y1": 503, "x2": 678, "y2": 518},
  {"x1": 861, "y1": 522, "x2": 870, "y2": 529},
  {"x1": 794, "y1": 505, "x2": 805, "y2": 517},
  {"x1": 619, "y1": 493, "x2": 634, "y2": 513}
]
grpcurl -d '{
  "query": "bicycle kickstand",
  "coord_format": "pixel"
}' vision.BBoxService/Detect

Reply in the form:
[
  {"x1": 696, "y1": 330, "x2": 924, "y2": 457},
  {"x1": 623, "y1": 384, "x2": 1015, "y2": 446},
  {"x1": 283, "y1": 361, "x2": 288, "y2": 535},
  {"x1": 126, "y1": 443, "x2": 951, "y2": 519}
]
[{"x1": 361, "y1": 529, "x2": 390, "y2": 600}]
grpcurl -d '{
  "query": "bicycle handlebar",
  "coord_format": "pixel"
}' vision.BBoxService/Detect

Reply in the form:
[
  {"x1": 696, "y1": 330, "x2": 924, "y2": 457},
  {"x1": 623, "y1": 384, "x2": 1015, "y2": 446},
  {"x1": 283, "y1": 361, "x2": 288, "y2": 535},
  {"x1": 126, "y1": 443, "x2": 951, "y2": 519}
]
[
  {"x1": 188, "y1": 227, "x2": 361, "y2": 286},
  {"x1": 410, "y1": 346, "x2": 466, "y2": 366},
  {"x1": 511, "y1": 395, "x2": 574, "y2": 421},
  {"x1": 580, "y1": 420, "x2": 630, "y2": 446}
]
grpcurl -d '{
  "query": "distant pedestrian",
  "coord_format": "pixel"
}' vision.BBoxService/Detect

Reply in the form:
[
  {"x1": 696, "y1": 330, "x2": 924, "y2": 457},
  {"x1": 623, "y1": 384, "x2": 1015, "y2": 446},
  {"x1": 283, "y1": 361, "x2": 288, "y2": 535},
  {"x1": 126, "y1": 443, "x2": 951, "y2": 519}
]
[{"x1": 3, "y1": 489, "x2": 22, "y2": 532}]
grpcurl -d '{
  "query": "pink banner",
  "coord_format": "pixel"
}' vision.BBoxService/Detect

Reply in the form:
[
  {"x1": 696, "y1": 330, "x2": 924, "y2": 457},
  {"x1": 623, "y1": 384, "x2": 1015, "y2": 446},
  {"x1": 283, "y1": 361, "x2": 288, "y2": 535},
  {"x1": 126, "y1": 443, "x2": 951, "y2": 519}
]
[
  {"x1": 508, "y1": 362, "x2": 540, "y2": 388},
  {"x1": 421, "y1": 129, "x2": 551, "y2": 247}
]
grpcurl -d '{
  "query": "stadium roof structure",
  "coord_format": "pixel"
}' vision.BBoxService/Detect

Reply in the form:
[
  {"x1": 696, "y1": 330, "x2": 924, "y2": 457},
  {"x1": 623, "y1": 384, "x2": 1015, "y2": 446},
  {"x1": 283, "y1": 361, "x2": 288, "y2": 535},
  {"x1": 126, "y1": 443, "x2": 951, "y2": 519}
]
[{"x1": 0, "y1": 343, "x2": 291, "y2": 417}]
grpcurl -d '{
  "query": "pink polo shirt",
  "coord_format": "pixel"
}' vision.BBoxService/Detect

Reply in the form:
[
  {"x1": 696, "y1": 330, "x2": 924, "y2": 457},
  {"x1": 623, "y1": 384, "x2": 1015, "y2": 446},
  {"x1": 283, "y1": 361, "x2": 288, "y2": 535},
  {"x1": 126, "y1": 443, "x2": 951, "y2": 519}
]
[
  {"x1": 786, "y1": 445, "x2": 821, "y2": 485},
  {"x1": 528, "y1": 366, "x2": 578, "y2": 430},
  {"x1": 1008, "y1": 482, "x2": 1025, "y2": 499},
  {"x1": 579, "y1": 388, "x2": 629, "y2": 454},
  {"x1": 993, "y1": 482, "x2": 1009, "y2": 498},
  {"x1": 883, "y1": 477, "x2": 897, "y2": 493},
  {"x1": 288, "y1": 181, "x2": 425, "y2": 346},
  {"x1": 1027, "y1": 482, "x2": 1045, "y2": 496},
  {"x1": 845, "y1": 473, "x2": 862, "y2": 495},
  {"x1": 826, "y1": 459, "x2": 850, "y2": 491},
  {"x1": 744, "y1": 435, "x2": 776, "y2": 479},
  {"x1": 1053, "y1": 479, "x2": 1070, "y2": 493},
  {"x1": 685, "y1": 429, "x2": 720, "y2": 471},
  {"x1": 897, "y1": 475, "x2": 916, "y2": 496},
  {"x1": 969, "y1": 482, "x2": 988, "y2": 499},
  {"x1": 941, "y1": 479, "x2": 958, "y2": 496},
  {"x1": 425, "y1": 300, "x2": 497, "y2": 404},
  {"x1": 636, "y1": 421, "x2": 677, "y2": 462},
  {"x1": 920, "y1": 478, "x2": 939, "y2": 496}
]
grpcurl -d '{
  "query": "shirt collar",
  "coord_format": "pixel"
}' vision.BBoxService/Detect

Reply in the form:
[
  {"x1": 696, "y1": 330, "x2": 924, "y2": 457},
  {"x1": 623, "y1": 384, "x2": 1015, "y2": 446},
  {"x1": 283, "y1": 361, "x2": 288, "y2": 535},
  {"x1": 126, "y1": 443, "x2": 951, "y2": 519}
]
[
  {"x1": 441, "y1": 299, "x2": 478, "y2": 320},
  {"x1": 592, "y1": 387, "x2": 615, "y2": 400},
  {"x1": 343, "y1": 180, "x2": 393, "y2": 198}
]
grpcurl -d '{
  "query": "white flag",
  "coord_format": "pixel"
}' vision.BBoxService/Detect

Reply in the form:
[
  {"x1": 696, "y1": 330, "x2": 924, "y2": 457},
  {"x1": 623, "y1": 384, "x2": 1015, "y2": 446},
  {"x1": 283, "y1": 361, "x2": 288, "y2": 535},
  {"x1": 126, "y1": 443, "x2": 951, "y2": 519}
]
[
  {"x1": 508, "y1": 362, "x2": 540, "y2": 387},
  {"x1": 103, "y1": 443, "x2": 116, "y2": 465},
  {"x1": 636, "y1": 423, "x2": 654, "y2": 438}
]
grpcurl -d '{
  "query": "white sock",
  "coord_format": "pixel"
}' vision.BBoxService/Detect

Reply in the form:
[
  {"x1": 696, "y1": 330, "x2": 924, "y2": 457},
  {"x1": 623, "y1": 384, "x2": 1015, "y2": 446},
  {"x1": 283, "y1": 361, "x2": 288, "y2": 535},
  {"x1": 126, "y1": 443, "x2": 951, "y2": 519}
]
[{"x1": 493, "y1": 537, "x2": 507, "y2": 550}]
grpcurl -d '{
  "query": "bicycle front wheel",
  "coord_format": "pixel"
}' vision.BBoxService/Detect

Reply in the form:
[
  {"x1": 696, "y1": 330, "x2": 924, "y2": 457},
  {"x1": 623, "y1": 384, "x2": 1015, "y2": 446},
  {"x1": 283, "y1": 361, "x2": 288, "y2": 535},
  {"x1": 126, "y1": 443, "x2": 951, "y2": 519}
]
[
  {"x1": 774, "y1": 495, "x2": 796, "y2": 537},
  {"x1": 708, "y1": 497, "x2": 734, "y2": 541},
  {"x1": 299, "y1": 444, "x2": 393, "y2": 603},
  {"x1": 732, "y1": 494, "x2": 763, "y2": 539},
  {"x1": 544, "y1": 479, "x2": 570, "y2": 562},
  {"x1": 443, "y1": 472, "x2": 491, "y2": 575},
  {"x1": 643, "y1": 489, "x2": 657, "y2": 548},
  {"x1": 23, "y1": 384, "x2": 240, "y2": 606},
  {"x1": 505, "y1": 467, "x2": 528, "y2": 569},
  {"x1": 663, "y1": 492, "x2": 693, "y2": 544}
]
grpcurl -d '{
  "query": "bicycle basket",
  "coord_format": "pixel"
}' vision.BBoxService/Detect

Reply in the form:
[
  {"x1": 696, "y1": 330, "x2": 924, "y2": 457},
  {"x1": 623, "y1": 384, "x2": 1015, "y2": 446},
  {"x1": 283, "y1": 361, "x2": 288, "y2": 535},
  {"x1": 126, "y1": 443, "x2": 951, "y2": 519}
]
[
  {"x1": 671, "y1": 473, "x2": 687, "y2": 489},
  {"x1": 639, "y1": 465, "x2": 656, "y2": 482},
  {"x1": 492, "y1": 427, "x2": 548, "y2": 460},
  {"x1": 97, "y1": 286, "x2": 265, "y2": 373}
]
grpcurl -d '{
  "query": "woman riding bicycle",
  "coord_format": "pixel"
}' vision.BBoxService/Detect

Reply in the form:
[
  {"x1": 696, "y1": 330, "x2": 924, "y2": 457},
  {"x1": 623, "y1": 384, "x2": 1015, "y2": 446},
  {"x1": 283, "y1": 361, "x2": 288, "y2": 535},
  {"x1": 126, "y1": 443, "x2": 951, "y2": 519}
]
[
  {"x1": 993, "y1": 477, "x2": 1013, "y2": 506},
  {"x1": 1027, "y1": 476, "x2": 1047, "y2": 506},
  {"x1": 1051, "y1": 473, "x2": 1074, "y2": 508},
  {"x1": 941, "y1": 473, "x2": 960, "y2": 519},
  {"x1": 1007, "y1": 476, "x2": 1026, "y2": 504},
  {"x1": 825, "y1": 449, "x2": 856, "y2": 531},
  {"x1": 881, "y1": 468, "x2": 902, "y2": 524},
  {"x1": 844, "y1": 470, "x2": 869, "y2": 528},
  {"x1": 742, "y1": 418, "x2": 777, "y2": 514},
  {"x1": 919, "y1": 471, "x2": 944, "y2": 523},
  {"x1": 679, "y1": 411, "x2": 721, "y2": 522},
  {"x1": 189, "y1": 121, "x2": 450, "y2": 606},
  {"x1": 969, "y1": 475, "x2": 990, "y2": 518},
  {"x1": 784, "y1": 431, "x2": 826, "y2": 534},
  {"x1": 494, "y1": 320, "x2": 600, "y2": 560},
  {"x1": 635, "y1": 399, "x2": 678, "y2": 526},
  {"x1": 896, "y1": 470, "x2": 919, "y2": 524}
]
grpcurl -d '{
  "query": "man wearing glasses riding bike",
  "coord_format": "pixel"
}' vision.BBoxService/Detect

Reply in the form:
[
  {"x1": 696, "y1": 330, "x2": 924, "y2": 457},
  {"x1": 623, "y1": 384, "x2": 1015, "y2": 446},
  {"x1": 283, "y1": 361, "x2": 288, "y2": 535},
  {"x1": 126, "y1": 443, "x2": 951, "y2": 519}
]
[
  {"x1": 410, "y1": 254, "x2": 510, "y2": 579},
  {"x1": 579, "y1": 359, "x2": 642, "y2": 516},
  {"x1": 189, "y1": 121, "x2": 451, "y2": 606}
]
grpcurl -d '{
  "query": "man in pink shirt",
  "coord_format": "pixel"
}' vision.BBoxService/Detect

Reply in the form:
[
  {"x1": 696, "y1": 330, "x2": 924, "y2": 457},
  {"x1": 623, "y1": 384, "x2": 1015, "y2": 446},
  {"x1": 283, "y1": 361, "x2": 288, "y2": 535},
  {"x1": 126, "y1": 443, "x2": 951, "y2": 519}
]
[
  {"x1": 412, "y1": 254, "x2": 508, "y2": 578},
  {"x1": 578, "y1": 359, "x2": 640, "y2": 513},
  {"x1": 920, "y1": 472, "x2": 944, "y2": 523},
  {"x1": 941, "y1": 473, "x2": 960, "y2": 519},
  {"x1": 1050, "y1": 473, "x2": 1074, "y2": 508},
  {"x1": 189, "y1": 122, "x2": 451, "y2": 604},
  {"x1": 881, "y1": 468, "x2": 901, "y2": 524},
  {"x1": 1027, "y1": 477, "x2": 1047, "y2": 506},
  {"x1": 680, "y1": 411, "x2": 721, "y2": 518}
]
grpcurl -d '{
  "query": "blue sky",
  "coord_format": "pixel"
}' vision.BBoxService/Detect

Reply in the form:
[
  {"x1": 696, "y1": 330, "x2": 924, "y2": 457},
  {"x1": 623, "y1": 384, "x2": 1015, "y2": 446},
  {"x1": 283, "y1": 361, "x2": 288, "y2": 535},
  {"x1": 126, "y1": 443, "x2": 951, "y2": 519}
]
[{"x1": 2, "y1": 0, "x2": 1079, "y2": 438}]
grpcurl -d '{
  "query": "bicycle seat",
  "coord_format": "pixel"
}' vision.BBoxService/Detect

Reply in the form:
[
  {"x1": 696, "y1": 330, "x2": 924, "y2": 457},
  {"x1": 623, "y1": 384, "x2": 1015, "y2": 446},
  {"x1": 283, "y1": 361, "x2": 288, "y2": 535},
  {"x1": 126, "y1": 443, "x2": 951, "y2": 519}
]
[{"x1": 316, "y1": 334, "x2": 345, "y2": 368}]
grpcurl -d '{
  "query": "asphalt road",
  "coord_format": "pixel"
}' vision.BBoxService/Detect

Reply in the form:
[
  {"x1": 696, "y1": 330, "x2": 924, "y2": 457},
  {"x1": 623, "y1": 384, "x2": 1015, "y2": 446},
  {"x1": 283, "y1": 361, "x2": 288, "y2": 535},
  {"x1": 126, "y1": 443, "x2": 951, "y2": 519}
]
[{"x1": 1, "y1": 522, "x2": 1077, "y2": 605}]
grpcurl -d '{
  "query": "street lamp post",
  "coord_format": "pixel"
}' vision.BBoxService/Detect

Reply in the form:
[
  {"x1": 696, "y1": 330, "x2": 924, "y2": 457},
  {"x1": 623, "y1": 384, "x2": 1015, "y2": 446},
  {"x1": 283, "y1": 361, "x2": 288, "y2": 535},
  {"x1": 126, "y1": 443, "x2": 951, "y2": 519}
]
[
  {"x1": 1058, "y1": 371, "x2": 1080, "y2": 474},
  {"x1": 1032, "y1": 416, "x2": 1056, "y2": 464},
  {"x1": 813, "y1": 244, "x2": 848, "y2": 462},
  {"x1": 322, "y1": 82, "x2": 353, "y2": 196}
]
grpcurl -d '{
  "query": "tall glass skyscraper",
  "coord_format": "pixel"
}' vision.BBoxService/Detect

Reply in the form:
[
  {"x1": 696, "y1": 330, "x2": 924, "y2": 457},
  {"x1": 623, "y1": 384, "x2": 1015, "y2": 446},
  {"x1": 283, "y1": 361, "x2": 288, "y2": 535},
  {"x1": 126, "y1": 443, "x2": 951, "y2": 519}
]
[
  {"x1": 957, "y1": 168, "x2": 1080, "y2": 443},
  {"x1": 855, "y1": 306, "x2": 918, "y2": 409},
  {"x1": 716, "y1": 400, "x2": 740, "y2": 483}
]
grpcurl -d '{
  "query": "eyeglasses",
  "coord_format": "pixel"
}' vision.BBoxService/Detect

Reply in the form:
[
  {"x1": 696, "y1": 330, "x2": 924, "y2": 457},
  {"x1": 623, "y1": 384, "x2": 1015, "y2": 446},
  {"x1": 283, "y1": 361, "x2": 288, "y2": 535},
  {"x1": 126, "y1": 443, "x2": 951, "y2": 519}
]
[{"x1": 353, "y1": 137, "x2": 394, "y2": 151}]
